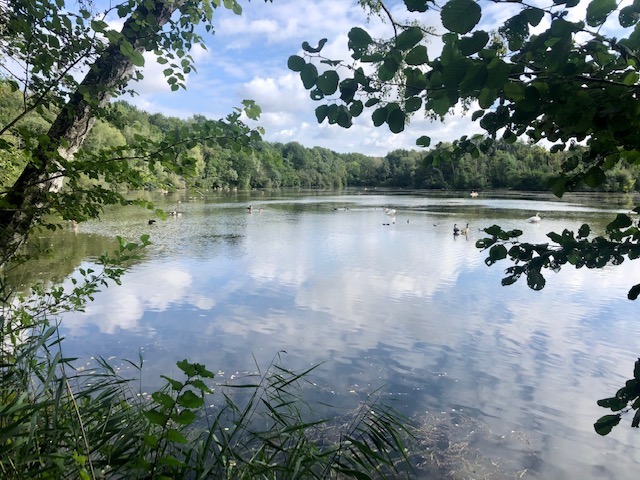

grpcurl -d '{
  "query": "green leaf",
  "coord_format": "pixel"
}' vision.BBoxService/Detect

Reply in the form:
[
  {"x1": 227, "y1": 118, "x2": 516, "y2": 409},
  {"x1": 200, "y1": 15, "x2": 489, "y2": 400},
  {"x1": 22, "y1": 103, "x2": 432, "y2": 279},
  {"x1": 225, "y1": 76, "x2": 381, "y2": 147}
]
[
  {"x1": 152, "y1": 391, "x2": 175, "y2": 409},
  {"x1": 90, "y1": 20, "x2": 108, "y2": 33},
  {"x1": 396, "y1": 26, "x2": 424, "y2": 50},
  {"x1": 586, "y1": 0, "x2": 617, "y2": 27},
  {"x1": 628, "y1": 283, "x2": 640, "y2": 300},
  {"x1": 405, "y1": 96, "x2": 422, "y2": 112},
  {"x1": 597, "y1": 397, "x2": 628, "y2": 411},
  {"x1": 577, "y1": 224, "x2": 590, "y2": 238},
  {"x1": 471, "y1": 109, "x2": 484, "y2": 121},
  {"x1": 441, "y1": 0, "x2": 482, "y2": 35},
  {"x1": 429, "y1": 95, "x2": 452, "y2": 116},
  {"x1": 315, "y1": 104, "x2": 329, "y2": 123},
  {"x1": 606, "y1": 213, "x2": 632, "y2": 232},
  {"x1": 300, "y1": 63, "x2": 319, "y2": 89},
  {"x1": 405, "y1": 45, "x2": 429, "y2": 65},
  {"x1": 177, "y1": 390, "x2": 204, "y2": 409},
  {"x1": 458, "y1": 31, "x2": 489, "y2": 56},
  {"x1": 478, "y1": 88, "x2": 498, "y2": 109},
  {"x1": 620, "y1": 5, "x2": 640, "y2": 28},
  {"x1": 372, "y1": 107, "x2": 388, "y2": 127},
  {"x1": 349, "y1": 27, "x2": 373, "y2": 58},
  {"x1": 316, "y1": 70, "x2": 339, "y2": 95},
  {"x1": 594, "y1": 414, "x2": 621, "y2": 435},
  {"x1": 387, "y1": 108, "x2": 406, "y2": 133},
  {"x1": 165, "y1": 428, "x2": 188, "y2": 444},
  {"x1": 583, "y1": 166, "x2": 606, "y2": 187},
  {"x1": 287, "y1": 55, "x2": 306, "y2": 72},
  {"x1": 416, "y1": 135, "x2": 431, "y2": 147},
  {"x1": 302, "y1": 38, "x2": 327, "y2": 53},
  {"x1": 527, "y1": 270, "x2": 546, "y2": 290},
  {"x1": 524, "y1": 7, "x2": 545, "y2": 27},
  {"x1": 145, "y1": 409, "x2": 169, "y2": 425},
  {"x1": 489, "y1": 244, "x2": 508, "y2": 261},
  {"x1": 632, "y1": 409, "x2": 640, "y2": 428},
  {"x1": 187, "y1": 379, "x2": 212, "y2": 393},
  {"x1": 172, "y1": 409, "x2": 196, "y2": 425},
  {"x1": 337, "y1": 106, "x2": 352, "y2": 128},
  {"x1": 502, "y1": 81, "x2": 525, "y2": 102},
  {"x1": 486, "y1": 58, "x2": 511, "y2": 89},
  {"x1": 404, "y1": 0, "x2": 429, "y2": 12},
  {"x1": 160, "y1": 375, "x2": 184, "y2": 391},
  {"x1": 350, "y1": 100, "x2": 364, "y2": 116}
]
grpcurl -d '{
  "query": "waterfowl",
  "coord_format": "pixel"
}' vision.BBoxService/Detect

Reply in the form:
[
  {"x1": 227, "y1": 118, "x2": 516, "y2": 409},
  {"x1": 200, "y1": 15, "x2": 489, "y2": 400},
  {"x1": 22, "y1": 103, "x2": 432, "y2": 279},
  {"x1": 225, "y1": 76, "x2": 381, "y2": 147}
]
[
  {"x1": 527, "y1": 212, "x2": 541, "y2": 223},
  {"x1": 148, "y1": 219, "x2": 157, "y2": 225},
  {"x1": 460, "y1": 223, "x2": 469, "y2": 235},
  {"x1": 470, "y1": 190, "x2": 479, "y2": 198},
  {"x1": 453, "y1": 223, "x2": 460, "y2": 235}
]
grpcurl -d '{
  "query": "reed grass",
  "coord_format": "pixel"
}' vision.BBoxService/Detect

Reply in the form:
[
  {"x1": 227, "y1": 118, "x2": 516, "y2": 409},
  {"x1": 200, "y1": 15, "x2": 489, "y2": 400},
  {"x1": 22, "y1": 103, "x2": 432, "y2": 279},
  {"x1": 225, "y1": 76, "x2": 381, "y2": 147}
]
[{"x1": 1, "y1": 237, "x2": 414, "y2": 479}]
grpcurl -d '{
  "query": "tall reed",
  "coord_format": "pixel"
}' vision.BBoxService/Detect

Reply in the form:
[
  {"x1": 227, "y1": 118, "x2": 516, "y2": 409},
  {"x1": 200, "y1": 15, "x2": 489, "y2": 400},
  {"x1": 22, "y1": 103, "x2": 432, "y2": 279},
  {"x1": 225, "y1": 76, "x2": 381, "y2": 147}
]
[{"x1": 1, "y1": 236, "x2": 414, "y2": 479}]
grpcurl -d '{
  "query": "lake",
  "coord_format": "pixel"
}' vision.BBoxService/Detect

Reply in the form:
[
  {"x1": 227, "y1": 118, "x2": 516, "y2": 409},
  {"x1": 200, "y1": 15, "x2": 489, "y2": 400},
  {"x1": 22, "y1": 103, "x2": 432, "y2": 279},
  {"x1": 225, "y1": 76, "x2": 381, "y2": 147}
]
[{"x1": 31, "y1": 189, "x2": 640, "y2": 479}]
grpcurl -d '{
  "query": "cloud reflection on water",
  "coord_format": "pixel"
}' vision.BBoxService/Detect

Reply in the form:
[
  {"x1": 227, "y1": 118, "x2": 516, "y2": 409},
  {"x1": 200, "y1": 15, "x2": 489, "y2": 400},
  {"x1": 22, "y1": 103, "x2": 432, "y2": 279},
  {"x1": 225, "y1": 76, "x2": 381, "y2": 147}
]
[{"x1": 59, "y1": 193, "x2": 640, "y2": 479}]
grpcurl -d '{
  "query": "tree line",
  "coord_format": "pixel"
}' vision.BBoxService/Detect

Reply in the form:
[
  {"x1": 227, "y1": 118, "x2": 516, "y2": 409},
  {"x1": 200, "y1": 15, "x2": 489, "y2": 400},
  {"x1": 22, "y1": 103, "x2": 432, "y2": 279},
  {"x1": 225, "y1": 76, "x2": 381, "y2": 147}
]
[{"x1": 2, "y1": 83, "x2": 639, "y2": 194}]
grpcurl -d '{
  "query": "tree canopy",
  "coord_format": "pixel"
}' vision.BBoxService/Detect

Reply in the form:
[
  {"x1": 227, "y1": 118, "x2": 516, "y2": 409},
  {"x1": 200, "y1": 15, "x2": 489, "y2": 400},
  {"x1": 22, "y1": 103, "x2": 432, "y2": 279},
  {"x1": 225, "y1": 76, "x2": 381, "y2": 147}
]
[
  {"x1": 0, "y1": 0, "x2": 266, "y2": 266},
  {"x1": 290, "y1": 0, "x2": 640, "y2": 433}
]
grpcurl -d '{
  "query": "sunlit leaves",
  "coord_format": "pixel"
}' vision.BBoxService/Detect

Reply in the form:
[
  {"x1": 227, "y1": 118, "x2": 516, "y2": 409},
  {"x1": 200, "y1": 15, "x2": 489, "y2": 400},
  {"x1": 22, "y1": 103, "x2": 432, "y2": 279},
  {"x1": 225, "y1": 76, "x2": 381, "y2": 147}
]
[{"x1": 441, "y1": 0, "x2": 482, "y2": 34}]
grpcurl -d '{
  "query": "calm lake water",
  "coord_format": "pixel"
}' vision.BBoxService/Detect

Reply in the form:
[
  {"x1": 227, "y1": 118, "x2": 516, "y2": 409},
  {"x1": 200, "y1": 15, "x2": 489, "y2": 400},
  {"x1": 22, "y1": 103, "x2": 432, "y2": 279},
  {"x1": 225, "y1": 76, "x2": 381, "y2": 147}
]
[{"x1": 28, "y1": 189, "x2": 640, "y2": 479}]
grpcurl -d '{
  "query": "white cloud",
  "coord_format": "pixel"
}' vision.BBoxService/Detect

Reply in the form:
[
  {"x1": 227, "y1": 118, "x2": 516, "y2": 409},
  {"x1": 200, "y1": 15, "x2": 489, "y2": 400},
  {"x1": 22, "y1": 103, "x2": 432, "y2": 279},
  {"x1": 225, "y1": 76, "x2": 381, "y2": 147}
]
[{"x1": 117, "y1": 0, "x2": 615, "y2": 155}]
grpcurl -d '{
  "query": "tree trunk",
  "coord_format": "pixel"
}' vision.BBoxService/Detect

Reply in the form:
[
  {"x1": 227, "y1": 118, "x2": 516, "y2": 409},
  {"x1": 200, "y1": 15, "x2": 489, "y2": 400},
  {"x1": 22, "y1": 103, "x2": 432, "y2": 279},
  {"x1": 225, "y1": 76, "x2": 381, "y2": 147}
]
[{"x1": 0, "y1": 0, "x2": 181, "y2": 266}]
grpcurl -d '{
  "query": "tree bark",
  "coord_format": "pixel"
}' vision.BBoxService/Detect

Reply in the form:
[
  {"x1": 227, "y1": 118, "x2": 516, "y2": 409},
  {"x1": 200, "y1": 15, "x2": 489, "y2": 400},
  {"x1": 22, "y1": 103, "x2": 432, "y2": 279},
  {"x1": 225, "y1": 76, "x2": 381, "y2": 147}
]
[{"x1": 0, "y1": 0, "x2": 182, "y2": 266}]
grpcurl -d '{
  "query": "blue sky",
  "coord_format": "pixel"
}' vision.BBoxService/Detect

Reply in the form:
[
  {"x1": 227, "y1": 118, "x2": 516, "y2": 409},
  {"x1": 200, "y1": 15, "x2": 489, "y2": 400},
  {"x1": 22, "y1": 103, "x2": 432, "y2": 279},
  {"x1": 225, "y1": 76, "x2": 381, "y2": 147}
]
[
  {"x1": 106, "y1": 0, "x2": 626, "y2": 156},
  {"x1": 113, "y1": 0, "x2": 485, "y2": 156}
]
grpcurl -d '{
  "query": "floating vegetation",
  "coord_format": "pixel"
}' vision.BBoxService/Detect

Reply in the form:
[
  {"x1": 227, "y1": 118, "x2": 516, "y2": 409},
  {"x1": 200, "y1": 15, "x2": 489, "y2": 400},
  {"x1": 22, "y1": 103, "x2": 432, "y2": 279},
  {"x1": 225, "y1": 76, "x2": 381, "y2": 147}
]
[{"x1": 408, "y1": 409, "x2": 536, "y2": 479}]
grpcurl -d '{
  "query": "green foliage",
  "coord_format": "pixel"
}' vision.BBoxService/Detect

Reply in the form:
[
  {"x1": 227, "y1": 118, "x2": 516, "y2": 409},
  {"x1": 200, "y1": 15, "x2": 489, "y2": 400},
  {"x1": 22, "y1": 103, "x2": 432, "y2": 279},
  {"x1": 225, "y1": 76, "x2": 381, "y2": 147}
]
[{"x1": 594, "y1": 358, "x2": 640, "y2": 434}]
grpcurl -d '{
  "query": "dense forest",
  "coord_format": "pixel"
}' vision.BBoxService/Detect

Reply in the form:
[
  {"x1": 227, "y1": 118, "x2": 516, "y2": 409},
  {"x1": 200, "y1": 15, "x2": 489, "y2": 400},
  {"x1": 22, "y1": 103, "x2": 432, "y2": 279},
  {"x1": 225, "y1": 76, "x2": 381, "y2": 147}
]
[{"x1": 2, "y1": 81, "x2": 639, "y2": 194}]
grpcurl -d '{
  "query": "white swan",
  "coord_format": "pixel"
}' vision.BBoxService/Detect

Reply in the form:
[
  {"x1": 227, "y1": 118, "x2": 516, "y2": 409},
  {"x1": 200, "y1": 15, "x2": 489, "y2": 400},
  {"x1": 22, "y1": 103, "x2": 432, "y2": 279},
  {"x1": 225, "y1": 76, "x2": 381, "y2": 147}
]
[{"x1": 527, "y1": 212, "x2": 541, "y2": 223}]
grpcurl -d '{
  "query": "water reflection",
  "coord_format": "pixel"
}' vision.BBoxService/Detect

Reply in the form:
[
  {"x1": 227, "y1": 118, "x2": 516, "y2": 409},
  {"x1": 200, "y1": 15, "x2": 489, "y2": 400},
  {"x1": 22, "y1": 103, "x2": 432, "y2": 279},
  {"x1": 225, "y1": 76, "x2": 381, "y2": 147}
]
[{"x1": 47, "y1": 191, "x2": 640, "y2": 478}]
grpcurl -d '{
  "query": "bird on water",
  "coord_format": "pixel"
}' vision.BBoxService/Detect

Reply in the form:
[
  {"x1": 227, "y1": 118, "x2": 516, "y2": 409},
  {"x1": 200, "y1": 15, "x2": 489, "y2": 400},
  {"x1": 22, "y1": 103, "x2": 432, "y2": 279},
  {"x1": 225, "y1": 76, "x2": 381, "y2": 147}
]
[
  {"x1": 453, "y1": 224, "x2": 460, "y2": 235},
  {"x1": 527, "y1": 212, "x2": 541, "y2": 223}
]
